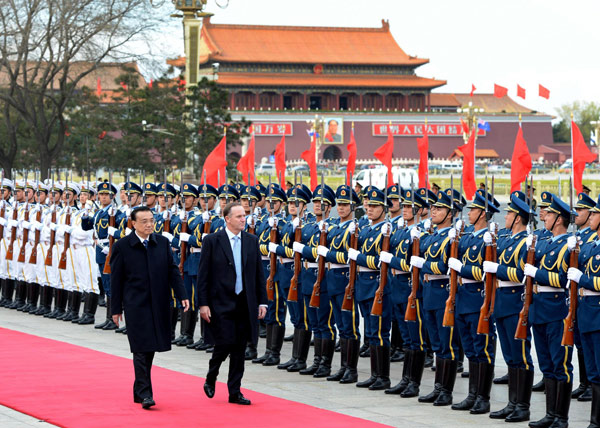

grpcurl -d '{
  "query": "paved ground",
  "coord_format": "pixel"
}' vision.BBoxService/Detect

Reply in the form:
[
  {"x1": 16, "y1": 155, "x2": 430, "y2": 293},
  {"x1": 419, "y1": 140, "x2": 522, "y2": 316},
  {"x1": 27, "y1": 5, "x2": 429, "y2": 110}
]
[{"x1": 0, "y1": 306, "x2": 592, "y2": 428}]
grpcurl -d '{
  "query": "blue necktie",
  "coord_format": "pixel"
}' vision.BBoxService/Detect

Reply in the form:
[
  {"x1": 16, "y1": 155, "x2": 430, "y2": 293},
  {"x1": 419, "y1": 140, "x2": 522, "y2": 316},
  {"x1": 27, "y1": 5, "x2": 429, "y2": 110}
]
[
  {"x1": 143, "y1": 239, "x2": 148, "y2": 248},
  {"x1": 233, "y1": 235, "x2": 243, "y2": 295}
]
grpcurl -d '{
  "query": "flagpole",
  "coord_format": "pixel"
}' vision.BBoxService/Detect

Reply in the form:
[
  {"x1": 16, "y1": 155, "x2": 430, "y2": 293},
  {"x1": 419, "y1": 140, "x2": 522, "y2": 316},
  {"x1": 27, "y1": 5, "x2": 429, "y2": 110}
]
[{"x1": 570, "y1": 113, "x2": 574, "y2": 197}]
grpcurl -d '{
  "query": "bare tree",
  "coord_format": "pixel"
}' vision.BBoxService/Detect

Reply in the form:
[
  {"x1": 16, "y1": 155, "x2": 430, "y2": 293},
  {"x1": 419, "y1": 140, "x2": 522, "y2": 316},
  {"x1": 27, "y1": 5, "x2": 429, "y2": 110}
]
[{"x1": 0, "y1": 0, "x2": 171, "y2": 178}]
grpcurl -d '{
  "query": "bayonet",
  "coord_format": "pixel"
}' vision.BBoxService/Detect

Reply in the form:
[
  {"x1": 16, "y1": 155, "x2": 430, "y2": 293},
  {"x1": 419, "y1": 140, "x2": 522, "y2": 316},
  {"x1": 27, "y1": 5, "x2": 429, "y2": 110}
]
[
  {"x1": 484, "y1": 174, "x2": 489, "y2": 224},
  {"x1": 569, "y1": 175, "x2": 575, "y2": 235},
  {"x1": 142, "y1": 170, "x2": 146, "y2": 204},
  {"x1": 450, "y1": 174, "x2": 455, "y2": 218}
]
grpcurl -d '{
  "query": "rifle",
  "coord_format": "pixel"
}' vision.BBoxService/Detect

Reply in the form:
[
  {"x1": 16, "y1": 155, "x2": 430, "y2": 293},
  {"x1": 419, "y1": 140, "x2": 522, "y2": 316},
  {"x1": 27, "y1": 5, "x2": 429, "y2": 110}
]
[
  {"x1": 247, "y1": 173, "x2": 256, "y2": 235},
  {"x1": 442, "y1": 175, "x2": 461, "y2": 327},
  {"x1": 178, "y1": 171, "x2": 187, "y2": 277},
  {"x1": 287, "y1": 172, "x2": 302, "y2": 302},
  {"x1": 265, "y1": 176, "x2": 278, "y2": 301},
  {"x1": 17, "y1": 176, "x2": 31, "y2": 263},
  {"x1": 562, "y1": 176, "x2": 578, "y2": 347},
  {"x1": 5, "y1": 171, "x2": 20, "y2": 261},
  {"x1": 0, "y1": 169, "x2": 5, "y2": 238},
  {"x1": 372, "y1": 174, "x2": 390, "y2": 316},
  {"x1": 310, "y1": 173, "x2": 327, "y2": 308},
  {"x1": 103, "y1": 170, "x2": 116, "y2": 274},
  {"x1": 202, "y1": 170, "x2": 211, "y2": 235},
  {"x1": 29, "y1": 173, "x2": 42, "y2": 264},
  {"x1": 163, "y1": 169, "x2": 171, "y2": 233},
  {"x1": 126, "y1": 169, "x2": 133, "y2": 229},
  {"x1": 45, "y1": 171, "x2": 57, "y2": 266},
  {"x1": 342, "y1": 218, "x2": 359, "y2": 311},
  {"x1": 515, "y1": 175, "x2": 536, "y2": 340},
  {"x1": 58, "y1": 171, "x2": 73, "y2": 270},
  {"x1": 406, "y1": 177, "x2": 420, "y2": 322}
]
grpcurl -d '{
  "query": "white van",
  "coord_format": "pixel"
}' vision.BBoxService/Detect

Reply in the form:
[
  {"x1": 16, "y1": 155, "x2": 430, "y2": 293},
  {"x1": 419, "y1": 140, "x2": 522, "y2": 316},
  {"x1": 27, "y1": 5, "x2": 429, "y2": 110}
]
[{"x1": 353, "y1": 166, "x2": 418, "y2": 190}]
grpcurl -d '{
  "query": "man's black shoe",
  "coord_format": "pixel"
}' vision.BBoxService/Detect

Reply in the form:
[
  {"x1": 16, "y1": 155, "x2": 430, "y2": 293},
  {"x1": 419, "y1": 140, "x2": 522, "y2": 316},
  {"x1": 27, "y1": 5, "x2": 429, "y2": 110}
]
[
  {"x1": 204, "y1": 382, "x2": 215, "y2": 399},
  {"x1": 141, "y1": 397, "x2": 155, "y2": 409},
  {"x1": 228, "y1": 393, "x2": 251, "y2": 405}
]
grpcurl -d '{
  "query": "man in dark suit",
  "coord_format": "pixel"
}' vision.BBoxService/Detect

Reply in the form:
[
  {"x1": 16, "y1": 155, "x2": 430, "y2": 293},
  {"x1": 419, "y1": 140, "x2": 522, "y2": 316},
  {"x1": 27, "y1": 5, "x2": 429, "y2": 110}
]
[
  {"x1": 110, "y1": 206, "x2": 189, "y2": 409},
  {"x1": 197, "y1": 202, "x2": 267, "y2": 405}
]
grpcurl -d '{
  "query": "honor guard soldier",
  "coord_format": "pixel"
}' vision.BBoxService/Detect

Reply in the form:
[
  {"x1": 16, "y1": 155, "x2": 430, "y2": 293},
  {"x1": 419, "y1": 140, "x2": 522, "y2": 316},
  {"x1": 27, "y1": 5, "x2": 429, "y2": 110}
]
[
  {"x1": 413, "y1": 188, "x2": 465, "y2": 406},
  {"x1": 0, "y1": 177, "x2": 15, "y2": 307},
  {"x1": 523, "y1": 195, "x2": 575, "y2": 428},
  {"x1": 43, "y1": 181, "x2": 66, "y2": 320},
  {"x1": 357, "y1": 185, "x2": 372, "y2": 229},
  {"x1": 535, "y1": 191, "x2": 554, "y2": 243},
  {"x1": 253, "y1": 184, "x2": 288, "y2": 366},
  {"x1": 254, "y1": 182, "x2": 268, "y2": 214},
  {"x1": 143, "y1": 182, "x2": 158, "y2": 211},
  {"x1": 566, "y1": 195, "x2": 600, "y2": 428},
  {"x1": 347, "y1": 186, "x2": 393, "y2": 391},
  {"x1": 30, "y1": 181, "x2": 53, "y2": 316},
  {"x1": 211, "y1": 185, "x2": 240, "y2": 233},
  {"x1": 317, "y1": 184, "x2": 362, "y2": 384},
  {"x1": 154, "y1": 182, "x2": 178, "y2": 235}
]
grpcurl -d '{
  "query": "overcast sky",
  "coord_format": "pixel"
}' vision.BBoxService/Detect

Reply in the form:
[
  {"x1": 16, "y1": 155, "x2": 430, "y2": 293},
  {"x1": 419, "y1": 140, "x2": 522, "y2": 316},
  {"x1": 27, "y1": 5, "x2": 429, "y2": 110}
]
[{"x1": 155, "y1": 0, "x2": 600, "y2": 119}]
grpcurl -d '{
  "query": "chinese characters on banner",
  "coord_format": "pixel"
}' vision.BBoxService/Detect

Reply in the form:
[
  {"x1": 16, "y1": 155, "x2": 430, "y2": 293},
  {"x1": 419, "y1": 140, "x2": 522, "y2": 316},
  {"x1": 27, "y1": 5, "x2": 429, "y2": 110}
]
[
  {"x1": 372, "y1": 123, "x2": 486, "y2": 137},
  {"x1": 253, "y1": 123, "x2": 293, "y2": 136}
]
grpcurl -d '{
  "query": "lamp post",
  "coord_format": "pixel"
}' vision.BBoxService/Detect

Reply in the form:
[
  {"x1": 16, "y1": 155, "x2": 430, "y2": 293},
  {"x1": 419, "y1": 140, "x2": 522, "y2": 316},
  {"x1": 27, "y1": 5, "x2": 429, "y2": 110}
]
[
  {"x1": 306, "y1": 115, "x2": 325, "y2": 168},
  {"x1": 591, "y1": 116, "x2": 600, "y2": 164},
  {"x1": 457, "y1": 101, "x2": 484, "y2": 144}
]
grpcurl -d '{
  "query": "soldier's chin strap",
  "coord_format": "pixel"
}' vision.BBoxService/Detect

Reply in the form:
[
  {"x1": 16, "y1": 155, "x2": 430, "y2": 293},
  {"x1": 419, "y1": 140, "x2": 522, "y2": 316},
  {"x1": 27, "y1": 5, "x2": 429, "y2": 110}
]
[
  {"x1": 474, "y1": 208, "x2": 486, "y2": 227},
  {"x1": 548, "y1": 213, "x2": 560, "y2": 234},
  {"x1": 441, "y1": 206, "x2": 454, "y2": 226}
]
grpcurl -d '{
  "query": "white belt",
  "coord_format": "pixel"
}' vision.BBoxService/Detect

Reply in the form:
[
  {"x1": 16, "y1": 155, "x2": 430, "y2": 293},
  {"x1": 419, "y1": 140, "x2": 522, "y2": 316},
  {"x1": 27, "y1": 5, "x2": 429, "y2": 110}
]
[
  {"x1": 97, "y1": 238, "x2": 109, "y2": 244},
  {"x1": 190, "y1": 248, "x2": 201, "y2": 253},
  {"x1": 579, "y1": 288, "x2": 600, "y2": 297},
  {"x1": 304, "y1": 262, "x2": 319, "y2": 269},
  {"x1": 71, "y1": 244, "x2": 92, "y2": 250},
  {"x1": 261, "y1": 256, "x2": 270, "y2": 261},
  {"x1": 461, "y1": 278, "x2": 480, "y2": 284},
  {"x1": 358, "y1": 266, "x2": 378, "y2": 273},
  {"x1": 280, "y1": 257, "x2": 293, "y2": 264},
  {"x1": 391, "y1": 269, "x2": 409, "y2": 276},
  {"x1": 426, "y1": 274, "x2": 449, "y2": 281},
  {"x1": 533, "y1": 285, "x2": 565, "y2": 293},
  {"x1": 328, "y1": 263, "x2": 347, "y2": 269},
  {"x1": 498, "y1": 280, "x2": 521, "y2": 288}
]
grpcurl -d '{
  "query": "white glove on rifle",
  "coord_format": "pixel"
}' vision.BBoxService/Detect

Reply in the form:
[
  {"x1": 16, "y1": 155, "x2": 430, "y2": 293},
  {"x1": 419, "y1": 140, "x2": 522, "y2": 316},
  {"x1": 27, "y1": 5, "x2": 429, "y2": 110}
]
[
  {"x1": 22, "y1": 220, "x2": 31, "y2": 230},
  {"x1": 347, "y1": 222, "x2": 356, "y2": 234},
  {"x1": 179, "y1": 232, "x2": 191, "y2": 243},
  {"x1": 162, "y1": 211, "x2": 171, "y2": 220},
  {"x1": 293, "y1": 242, "x2": 305, "y2": 253},
  {"x1": 162, "y1": 232, "x2": 174, "y2": 243},
  {"x1": 317, "y1": 245, "x2": 329, "y2": 258},
  {"x1": 489, "y1": 221, "x2": 498, "y2": 233},
  {"x1": 0, "y1": 217, "x2": 6, "y2": 227},
  {"x1": 202, "y1": 211, "x2": 210, "y2": 222},
  {"x1": 8, "y1": 219, "x2": 18, "y2": 228},
  {"x1": 347, "y1": 248, "x2": 360, "y2": 261},
  {"x1": 397, "y1": 217, "x2": 405, "y2": 228},
  {"x1": 101, "y1": 246, "x2": 109, "y2": 255},
  {"x1": 254, "y1": 207, "x2": 262, "y2": 217},
  {"x1": 448, "y1": 228, "x2": 456, "y2": 241},
  {"x1": 455, "y1": 219, "x2": 463, "y2": 232},
  {"x1": 567, "y1": 267, "x2": 583, "y2": 283},
  {"x1": 268, "y1": 217, "x2": 276, "y2": 228},
  {"x1": 64, "y1": 225, "x2": 73, "y2": 235},
  {"x1": 379, "y1": 251, "x2": 393, "y2": 265},
  {"x1": 526, "y1": 234, "x2": 534, "y2": 250},
  {"x1": 125, "y1": 208, "x2": 132, "y2": 217},
  {"x1": 292, "y1": 216, "x2": 300, "y2": 231},
  {"x1": 410, "y1": 256, "x2": 425, "y2": 269},
  {"x1": 179, "y1": 211, "x2": 187, "y2": 221},
  {"x1": 483, "y1": 261, "x2": 499, "y2": 274},
  {"x1": 448, "y1": 257, "x2": 463, "y2": 272},
  {"x1": 423, "y1": 219, "x2": 431, "y2": 231},
  {"x1": 108, "y1": 226, "x2": 118, "y2": 236},
  {"x1": 268, "y1": 242, "x2": 278, "y2": 254},
  {"x1": 567, "y1": 236, "x2": 577, "y2": 251},
  {"x1": 49, "y1": 223, "x2": 58, "y2": 232},
  {"x1": 483, "y1": 232, "x2": 493, "y2": 245},
  {"x1": 410, "y1": 227, "x2": 421, "y2": 242},
  {"x1": 523, "y1": 263, "x2": 538, "y2": 278},
  {"x1": 246, "y1": 215, "x2": 256, "y2": 227}
]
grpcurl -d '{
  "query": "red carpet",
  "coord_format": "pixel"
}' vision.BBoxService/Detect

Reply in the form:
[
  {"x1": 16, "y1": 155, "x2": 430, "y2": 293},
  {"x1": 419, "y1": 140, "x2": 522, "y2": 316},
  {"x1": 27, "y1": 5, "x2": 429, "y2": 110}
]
[{"x1": 0, "y1": 328, "x2": 389, "y2": 428}]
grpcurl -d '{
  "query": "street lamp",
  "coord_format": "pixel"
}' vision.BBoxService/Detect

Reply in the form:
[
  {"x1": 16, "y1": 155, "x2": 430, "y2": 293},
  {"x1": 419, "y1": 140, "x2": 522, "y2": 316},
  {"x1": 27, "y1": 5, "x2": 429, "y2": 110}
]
[
  {"x1": 306, "y1": 115, "x2": 325, "y2": 167},
  {"x1": 457, "y1": 101, "x2": 484, "y2": 143},
  {"x1": 591, "y1": 116, "x2": 600, "y2": 164}
]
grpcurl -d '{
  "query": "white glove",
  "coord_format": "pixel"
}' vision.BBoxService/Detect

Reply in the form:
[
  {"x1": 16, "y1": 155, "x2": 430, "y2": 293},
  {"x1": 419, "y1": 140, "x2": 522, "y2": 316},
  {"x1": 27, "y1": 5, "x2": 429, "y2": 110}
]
[
  {"x1": 317, "y1": 245, "x2": 329, "y2": 258},
  {"x1": 49, "y1": 223, "x2": 58, "y2": 232},
  {"x1": 410, "y1": 256, "x2": 425, "y2": 269},
  {"x1": 292, "y1": 216, "x2": 300, "y2": 230},
  {"x1": 523, "y1": 263, "x2": 538, "y2": 278},
  {"x1": 347, "y1": 248, "x2": 360, "y2": 261},
  {"x1": 567, "y1": 236, "x2": 577, "y2": 251},
  {"x1": 22, "y1": 220, "x2": 31, "y2": 230},
  {"x1": 483, "y1": 232, "x2": 493, "y2": 245},
  {"x1": 162, "y1": 232, "x2": 174, "y2": 243},
  {"x1": 125, "y1": 208, "x2": 132, "y2": 217},
  {"x1": 162, "y1": 211, "x2": 171, "y2": 220},
  {"x1": 102, "y1": 246, "x2": 109, "y2": 255},
  {"x1": 526, "y1": 234, "x2": 534, "y2": 249},
  {"x1": 380, "y1": 251, "x2": 393, "y2": 264},
  {"x1": 64, "y1": 226, "x2": 73, "y2": 235},
  {"x1": 293, "y1": 242, "x2": 305, "y2": 253},
  {"x1": 483, "y1": 261, "x2": 498, "y2": 274},
  {"x1": 215, "y1": 205, "x2": 221, "y2": 215},
  {"x1": 448, "y1": 227, "x2": 456, "y2": 241},
  {"x1": 410, "y1": 227, "x2": 421, "y2": 242},
  {"x1": 108, "y1": 226, "x2": 118, "y2": 236},
  {"x1": 489, "y1": 221, "x2": 498, "y2": 233},
  {"x1": 567, "y1": 267, "x2": 583, "y2": 284},
  {"x1": 56, "y1": 225, "x2": 66, "y2": 238},
  {"x1": 125, "y1": 227, "x2": 132, "y2": 236},
  {"x1": 254, "y1": 207, "x2": 262, "y2": 216},
  {"x1": 33, "y1": 221, "x2": 43, "y2": 231},
  {"x1": 347, "y1": 222, "x2": 356, "y2": 234},
  {"x1": 423, "y1": 219, "x2": 431, "y2": 231},
  {"x1": 8, "y1": 219, "x2": 18, "y2": 228},
  {"x1": 268, "y1": 242, "x2": 278, "y2": 254},
  {"x1": 179, "y1": 211, "x2": 187, "y2": 221},
  {"x1": 246, "y1": 215, "x2": 256, "y2": 227},
  {"x1": 448, "y1": 257, "x2": 463, "y2": 272},
  {"x1": 201, "y1": 211, "x2": 209, "y2": 222},
  {"x1": 455, "y1": 219, "x2": 463, "y2": 232},
  {"x1": 179, "y1": 232, "x2": 191, "y2": 243},
  {"x1": 318, "y1": 220, "x2": 328, "y2": 231},
  {"x1": 397, "y1": 217, "x2": 405, "y2": 228},
  {"x1": 0, "y1": 217, "x2": 6, "y2": 227},
  {"x1": 268, "y1": 217, "x2": 275, "y2": 228}
]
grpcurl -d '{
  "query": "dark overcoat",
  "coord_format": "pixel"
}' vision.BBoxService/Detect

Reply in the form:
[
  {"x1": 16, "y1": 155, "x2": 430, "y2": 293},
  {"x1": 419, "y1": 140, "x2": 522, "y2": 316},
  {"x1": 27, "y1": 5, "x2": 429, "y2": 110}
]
[
  {"x1": 197, "y1": 228, "x2": 267, "y2": 346},
  {"x1": 110, "y1": 232, "x2": 186, "y2": 353}
]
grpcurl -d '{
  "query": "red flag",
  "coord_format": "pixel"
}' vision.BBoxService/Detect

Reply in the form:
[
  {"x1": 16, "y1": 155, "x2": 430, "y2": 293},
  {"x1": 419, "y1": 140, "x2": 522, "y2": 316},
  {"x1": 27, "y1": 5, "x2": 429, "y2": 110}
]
[
  {"x1": 510, "y1": 124, "x2": 532, "y2": 192},
  {"x1": 274, "y1": 135, "x2": 286, "y2": 185},
  {"x1": 149, "y1": 79, "x2": 153, "y2": 89},
  {"x1": 470, "y1": 84, "x2": 476, "y2": 97},
  {"x1": 494, "y1": 84, "x2": 508, "y2": 98},
  {"x1": 98, "y1": 131, "x2": 107, "y2": 140},
  {"x1": 460, "y1": 118, "x2": 470, "y2": 134},
  {"x1": 119, "y1": 81, "x2": 128, "y2": 91},
  {"x1": 416, "y1": 125, "x2": 430, "y2": 189},
  {"x1": 374, "y1": 126, "x2": 394, "y2": 187},
  {"x1": 539, "y1": 84, "x2": 550, "y2": 99},
  {"x1": 517, "y1": 85, "x2": 526, "y2": 99},
  {"x1": 301, "y1": 134, "x2": 318, "y2": 191},
  {"x1": 457, "y1": 126, "x2": 477, "y2": 200},
  {"x1": 96, "y1": 78, "x2": 102, "y2": 97},
  {"x1": 201, "y1": 135, "x2": 228, "y2": 187},
  {"x1": 346, "y1": 128, "x2": 357, "y2": 185},
  {"x1": 572, "y1": 121, "x2": 596, "y2": 194},
  {"x1": 236, "y1": 128, "x2": 255, "y2": 184}
]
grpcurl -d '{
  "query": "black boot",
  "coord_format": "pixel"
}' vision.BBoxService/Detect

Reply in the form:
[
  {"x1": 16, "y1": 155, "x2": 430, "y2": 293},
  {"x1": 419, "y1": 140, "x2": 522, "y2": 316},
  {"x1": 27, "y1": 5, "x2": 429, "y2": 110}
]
[
  {"x1": 259, "y1": 320, "x2": 267, "y2": 338},
  {"x1": 452, "y1": 360, "x2": 479, "y2": 410},
  {"x1": 64, "y1": 291, "x2": 82, "y2": 322},
  {"x1": 264, "y1": 325, "x2": 285, "y2": 366},
  {"x1": 26, "y1": 283, "x2": 41, "y2": 313},
  {"x1": 419, "y1": 356, "x2": 444, "y2": 402},
  {"x1": 176, "y1": 311, "x2": 196, "y2": 346},
  {"x1": 327, "y1": 338, "x2": 347, "y2": 381},
  {"x1": 369, "y1": 346, "x2": 391, "y2": 390},
  {"x1": 1, "y1": 280, "x2": 15, "y2": 307},
  {"x1": 589, "y1": 383, "x2": 600, "y2": 428},
  {"x1": 572, "y1": 351, "x2": 589, "y2": 399},
  {"x1": 95, "y1": 296, "x2": 112, "y2": 328},
  {"x1": 340, "y1": 339, "x2": 360, "y2": 384},
  {"x1": 33, "y1": 285, "x2": 51, "y2": 315},
  {"x1": 314, "y1": 339, "x2": 335, "y2": 378},
  {"x1": 102, "y1": 296, "x2": 118, "y2": 330},
  {"x1": 44, "y1": 289, "x2": 60, "y2": 318},
  {"x1": 52, "y1": 289, "x2": 68, "y2": 319},
  {"x1": 494, "y1": 372, "x2": 509, "y2": 384},
  {"x1": 77, "y1": 293, "x2": 99, "y2": 325},
  {"x1": 548, "y1": 381, "x2": 571, "y2": 428},
  {"x1": 386, "y1": 349, "x2": 412, "y2": 394},
  {"x1": 254, "y1": 324, "x2": 273, "y2": 364},
  {"x1": 57, "y1": 291, "x2": 73, "y2": 320},
  {"x1": 287, "y1": 329, "x2": 311, "y2": 372},
  {"x1": 300, "y1": 337, "x2": 322, "y2": 375},
  {"x1": 278, "y1": 327, "x2": 300, "y2": 369},
  {"x1": 70, "y1": 291, "x2": 86, "y2": 322},
  {"x1": 490, "y1": 366, "x2": 518, "y2": 419},
  {"x1": 533, "y1": 378, "x2": 546, "y2": 392},
  {"x1": 172, "y1": 308, "x2": 186, "y2": 344},
  {"x1": 506, "y1": 368, "x2": 534, "y2": 422},
  {"x1": 471, "y1": 362, "x2": 494, "y2": 414},
  {"x1": 8, "y1": 281, "x2": 26, "y2": 309},
  {"x1": 402, "y1": 350, "x2": 426, "y2": 398},
  {"x1": 528, "y1": 378, "x2": 557, "y2": 428},
  {"x1": 434, "y1": 358, "x2": 458, "y2": 406},
  {"x1": 19, "y1": 282, "x2": 36, "y2": 311},
  {"x1": 356, "y1": 345, "x2": 378, "y2": 388},
  {"x1": 245, "y1": 342, "x2": 258, "y2": 360},
  {"x1": 359, "y1": 341, "x2": 370, "y2": 358}
]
